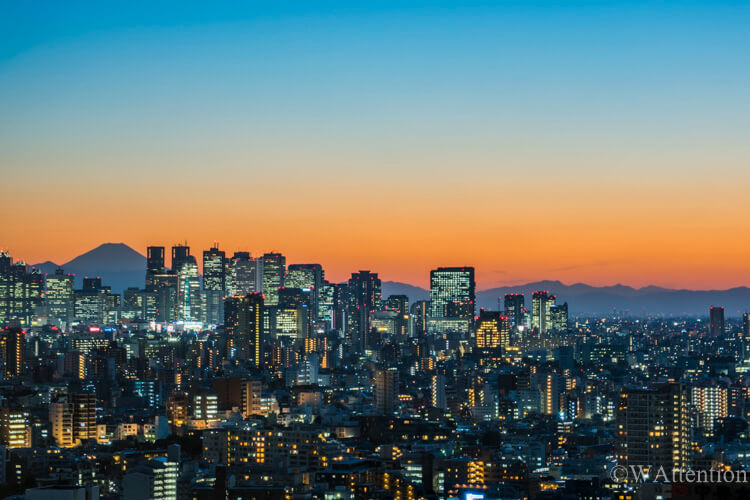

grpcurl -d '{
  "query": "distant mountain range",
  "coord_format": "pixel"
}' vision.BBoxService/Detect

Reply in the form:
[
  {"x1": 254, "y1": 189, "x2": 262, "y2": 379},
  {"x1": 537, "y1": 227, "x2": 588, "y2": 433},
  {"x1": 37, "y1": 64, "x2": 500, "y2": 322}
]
[{"x1": 30, "y1": 244, "x2": 750, "y2": 317}]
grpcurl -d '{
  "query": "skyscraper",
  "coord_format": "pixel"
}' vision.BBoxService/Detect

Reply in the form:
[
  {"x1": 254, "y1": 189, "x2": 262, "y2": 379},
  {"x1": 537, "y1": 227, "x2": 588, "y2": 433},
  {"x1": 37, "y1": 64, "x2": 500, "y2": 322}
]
[
  {"x1": 203, "y1": 245, "x2": 226, "y2": 325},
  {"x1": 146, "y1": 246, "x2": 165, "y2": 290},
  {"x1": 171, "y1": 244, "x2": 190, "y2": 273},
  {"x1": 709, "y1": 306, "x2": 725, "y2": 337},
  {"x1": 616, "y1": 384, "x2": 691, "y2": 475},
  {"x1": 346, "y1": 271, "x2": 382, "y2": 349},
  {"x1": 177, "y1": 256, "x2": 201, "y2": 322},
  {"x1": 503, "y1": 293, "x2": 525, "y2": 328},
  {"x1": 286, "y1": 264, "x2": 324, "y2": 322},
  {"x1": 227, "y1": 252, "x2": 257, "y2": 297},
  {"x1": 550, "y1": 302, "x2": 569, "y2": 332},
  {"x1": 532, "y1": 291, "x2": 556, "y2": 334},
  {"x1": 429, "y1": 267, "x2": 475, "y2": 319},
  {"x1": 224, "y1": 293, "x2": 264, "y2": 366},
  {"x1": 261, "y1": 253, "x2": 286, "y2": 306},
  {"x1": 45, "y1": 268, "x2": 74, "y2": 328}
]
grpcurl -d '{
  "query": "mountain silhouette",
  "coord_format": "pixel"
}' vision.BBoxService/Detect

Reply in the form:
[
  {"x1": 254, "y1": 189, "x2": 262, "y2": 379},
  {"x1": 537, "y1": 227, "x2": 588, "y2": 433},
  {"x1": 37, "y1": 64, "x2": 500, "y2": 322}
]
[{"x1": 35, "y1": 243, "x2": 145, "y2": 292}]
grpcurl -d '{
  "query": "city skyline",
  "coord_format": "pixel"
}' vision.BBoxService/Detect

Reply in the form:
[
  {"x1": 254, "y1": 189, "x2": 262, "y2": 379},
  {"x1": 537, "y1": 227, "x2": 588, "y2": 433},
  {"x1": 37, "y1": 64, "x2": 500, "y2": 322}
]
[{"x1": 3, "y1": 2, "x2": 750, "y2": 290}]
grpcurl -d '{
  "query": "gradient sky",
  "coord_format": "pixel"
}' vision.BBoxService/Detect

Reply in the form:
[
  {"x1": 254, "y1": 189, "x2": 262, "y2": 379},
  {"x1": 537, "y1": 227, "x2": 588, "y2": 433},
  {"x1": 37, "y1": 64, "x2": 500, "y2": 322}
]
[{"x1": 1, "y1": 1, "x2": 749, "y2": 290}]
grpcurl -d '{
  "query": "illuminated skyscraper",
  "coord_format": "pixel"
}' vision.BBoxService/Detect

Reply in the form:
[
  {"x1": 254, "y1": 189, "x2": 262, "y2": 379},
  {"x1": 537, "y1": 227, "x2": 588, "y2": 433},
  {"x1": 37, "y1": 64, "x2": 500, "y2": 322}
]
[
  {"x1": 261, "y1": 253, "x2": 286, "y2": 306},
  {"x1": 0, "y1": 257, "x2": 44, "y2": 327},
  {"x1": 691, "y1": 385, "x2": 728, "y2": 435},
  {"x1": 171, "y1": 244, "x2": 190, "y2": 273},
  {"x1": 428, "y1": 267, "x2": 475, "y2": 319},
  {"x1": 410, "y1": 300, "x2": 429, "y2": 337},
  {"x1": 532, "y1": 291, "x2": 556, "y2": 334},
  {"x1": 45, "y1": 268, "x2": 74, "y2": 328},
  {"x1": 146, "y1": 246, "x2": 165, "y2": 290},
  {"x1": 475, "y1": 310, "x2": 509, "y2": 350},
  {"x1": 709, "y1": 306, "x2": 725, "y2": 337},
  {"x1": 224, "y1": 293, "x2": 264, "y2": 366},
  {"x1": 227, "y1": 252, "x2": 257, "y2": 297},
  {"x1": 384, "y1": 295, "x2": 409, "y2": 337},
  {"x1": 550, "y1": 302, "x2": 569, "y2": 332},
  {"x1": 503, "y1": 293, "x2": 525, "y2": 328},
  {"x1": 287, "y1": 264, "x2": 324, "y2": 321},
  {"x1": 617, "y1": 384, "x2": 691, "y2": 475},
  {"x1": 177, "y1": 256, "x2": 201, "y2": 322},
  {"x1": 0, "y1": 405, "x2": 30, "y2": 449},
  {"x1": 203, "y1": 244, "x2": 226, "y2": 325}
]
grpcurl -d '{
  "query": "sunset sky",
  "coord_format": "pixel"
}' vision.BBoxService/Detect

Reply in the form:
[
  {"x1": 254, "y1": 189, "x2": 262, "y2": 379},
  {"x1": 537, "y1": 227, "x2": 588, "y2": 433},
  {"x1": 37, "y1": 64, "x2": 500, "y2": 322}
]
[{"x1": 1, "y1": 2, "x2": 749, "y2": 290}]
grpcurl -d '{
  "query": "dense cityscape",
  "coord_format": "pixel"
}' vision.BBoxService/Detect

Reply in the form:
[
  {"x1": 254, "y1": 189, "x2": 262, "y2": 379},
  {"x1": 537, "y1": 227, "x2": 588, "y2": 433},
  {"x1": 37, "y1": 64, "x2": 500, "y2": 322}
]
[{"x1": 0, "y1": 244, "x2": 748, "y2": 499}]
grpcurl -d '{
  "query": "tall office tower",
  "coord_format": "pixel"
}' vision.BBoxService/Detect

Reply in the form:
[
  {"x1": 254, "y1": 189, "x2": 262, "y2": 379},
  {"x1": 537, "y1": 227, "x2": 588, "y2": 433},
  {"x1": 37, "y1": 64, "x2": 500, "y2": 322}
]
[
  {"x1": 617, "y1": 384, "x2": 691, "y2": 475},
  {"x1": 375, "y1": 367, "x2": 399, "y2": 414},
  {"x1": 691, "y1": 385, "x2": 728, "y2": 435},
  {"x1": 177, "y1": 256, "x2": 201, "y2": 322},
  {"x1": 153, "y1": 273, "x2": 178, "y2": 322},
  {"x1": 0, "y1": 258, "x2": 44, "y2": 327},
  {"x1": 317, "y1": 281, "x2": 335, "y2": 328},
  {"x1": 203, "y1": 245, "x2": 226, "y2": 325},
  {"x1": 385, "y1": 295, "x2": 410, "y2": 336},
  {"x1": 0, "y1": 328, "x2": 24, "y2": 378},
  {"x1": 287, "y1": 264, "x2": 324, "y2": 321},
  {"x1": 227, "y1": 252, "x2": 257, "y2": 297},
  {"x1": 224, "y1": 293, "x2": 264, "y2": 365},
  {"x1": 49, "y1": 401, "x2": 74, "y2": 447},
  {"x1": 429, "y1": 267, "x2": 475, "y2": 319},
  {"x1": 431, "y1": 373, "x2": 447, "y2": 411},
  {"x1": 550, "y1": 302, "x2": 569, "y2": 332},
  {"x1": 146, "y1": 246, "x2": 165, "y2": 290},
  {"x1": 0, "y1": 406, "x2": 30, "y2": 449},
  {"x1": 531, "y1": 291, "x2": 556, "y2": 334},
  {"x1": 410, "y1": 300, "x2": 429, "y2": 337},
  {"x1": 171, "y1": 244, "x2": 190, "y2": 273},
  {"x1": 503, "y1": 293, "x2": 525, "y2": 328},
  {"x1": 332, "y1": 283, "x2": 349, "y2": 331},
  {"x1": 709, "y1": 306, "x2": 725, "y2": 337},
  {"x1": 475, "y1": 310, "x2": 510, "y2": 350},
  {"x1": 261, "y1": 253, "x2": 286, "y2": 306},
  {"x1": 45, "y1": 268, "x2": 74, "y2": 328},
  {"x1": 346, "y1": 271, "x2": 382, "y2": 349}
]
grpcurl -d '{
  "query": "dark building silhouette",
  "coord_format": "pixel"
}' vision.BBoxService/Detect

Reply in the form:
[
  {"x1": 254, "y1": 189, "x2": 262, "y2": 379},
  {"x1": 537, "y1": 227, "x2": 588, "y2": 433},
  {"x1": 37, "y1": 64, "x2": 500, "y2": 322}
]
[{"x1": 710, "y1": 306, "x2": 725, "y2": 337}]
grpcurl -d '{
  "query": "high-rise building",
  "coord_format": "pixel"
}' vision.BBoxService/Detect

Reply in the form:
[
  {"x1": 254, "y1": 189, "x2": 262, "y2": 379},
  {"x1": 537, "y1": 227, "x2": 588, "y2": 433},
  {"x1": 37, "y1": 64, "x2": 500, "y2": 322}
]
[
  {"x1": 743, "y1": 313, "x2": 750, "y2": 361},
  {"x1": 261, "y1": 253, "x2": 286, "y2": 306},
  {"x1": 375, "y1": 367, "x2": 399, "y2": 414},
  {"x1": 224, "y1": 293, "x2": 264, "y2": 365},
  {"x1": 475, "y1": 310, "x2": 510, "y2": 350},
  {"x1": 146, "y1": 246, "x2": 165, "y2": 290},
  {"x1": 691, "y1": 385, "x2": 728, "y2": 435},
  {"x1": 152, "y1": 273, "x2": 178, "y2": 322},
  {"x1": 550, "y1": 302, "x2": 569, "y2": 332},
  {"x1": 431, "y1": 373, "x2": 447, "y2": 411},
  {"x1": 171, "y1": 244, "x2": 190, "y2": 273},
  {"x1": 616, "y1": 384, "x2": 691, "y2": 475},
  {"x1": 503, "y1": 293, "x2": 525, "y2": 328},
  {"x1": 0, "y1": 328, "x2": 24, "y2": 378},
  {"x1": 429, "y1": 267, "x2": 475, "y2": 319},
  {"x1": 286, "y1": 264, "x2": 324, "y2": 321},
  {"x1": 177, "y1": 256, "x2": 201, "y2": 322},
  {"x1": 410, "y1": 300, "x2": 429, "y2": 337},
  {"x1": 227, "y1": 252, "x2": 257, "y2": 297},
  {"x1": 385, "y1": 295, "x2": 409, "y2": 337},
  {"x1": 203, "y1": 245, "x2": 226, "y2": 325},
  {"x1": 45, "y1": 268, "x2": 74, "y2": 328},
  {"x1": 709, "y1": 306, "x2": 725, "y2": 337},
  {"x1": 346, "y1": 271, "x2": 382, "y2": 349},
  {"x1": 0, "y1": 256, "x2": 44, "y2": 327},
  {"x1": 531, "y1": 291, "x2": 556, "y2": 334}
]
